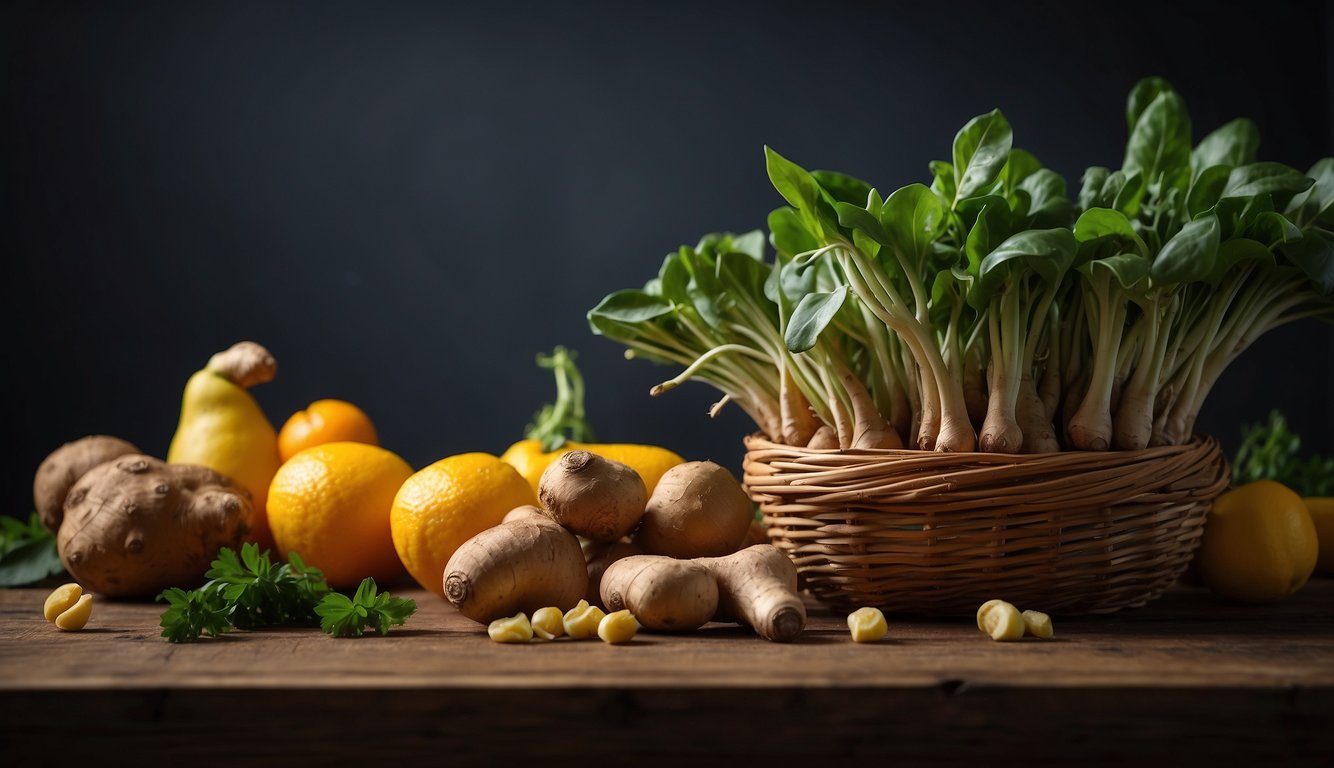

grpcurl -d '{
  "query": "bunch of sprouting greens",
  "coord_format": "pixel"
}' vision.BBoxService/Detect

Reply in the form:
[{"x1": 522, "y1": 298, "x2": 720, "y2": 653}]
[
  {"x1": 1232, "y1": 410, "x2": 1334, "y2": 496},
  {"x1": 157, "y1": 543, "x2": 415, "y2": 642},
  {"x1": 588, "y1": 78, "x2": 1333, "y2": 453}
]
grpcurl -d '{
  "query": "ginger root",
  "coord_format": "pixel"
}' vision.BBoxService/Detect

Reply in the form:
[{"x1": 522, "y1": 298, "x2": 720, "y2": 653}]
[
  {"x1": 600, "y1": 555, "x2": 718, "y2": 631},
  {"x1": 57, "y1": 455, "x2": 253, "y2": 597},
  {"x1": 697, "y1": 544, "x2": 806, "y2": 643},
  {"x1": 33, "y1": 436, "x2": 141, "y2": 534},
  {"x1": 538, "y1": 450, "x2": 646, "y2": 542},
  {"x1": 444, "y1": 516, "x2": 588, "y2": 624},
  {"x1": 635, "y1": 461, "x2": 754, "y2": 558}
]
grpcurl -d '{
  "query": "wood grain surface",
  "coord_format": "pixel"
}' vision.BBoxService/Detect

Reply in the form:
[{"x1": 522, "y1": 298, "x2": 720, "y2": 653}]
[{"x1": 2, "y1": 579, "x2": 1332, "y2": 765}]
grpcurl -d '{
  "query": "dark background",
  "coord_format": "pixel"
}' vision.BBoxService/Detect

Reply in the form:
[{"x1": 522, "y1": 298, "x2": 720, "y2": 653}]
[{"x1": 6, "y1": 1, "x2": 1333, "y2": 518}]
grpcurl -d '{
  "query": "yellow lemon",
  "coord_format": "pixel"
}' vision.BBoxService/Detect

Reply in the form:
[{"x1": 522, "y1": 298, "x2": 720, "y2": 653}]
[
  {"x1": 391, "y1": 453, "x2": 538, "y2": 596},
  {"x1": 267, "y1": 442, "x2": 413, "y2": 589},
  {"x1": 1197, "y1": 480, "x2": 1318, "y2": 603},
  {"x1": 1305, "y1": 497, "x2": 1333, "y2": 574}
]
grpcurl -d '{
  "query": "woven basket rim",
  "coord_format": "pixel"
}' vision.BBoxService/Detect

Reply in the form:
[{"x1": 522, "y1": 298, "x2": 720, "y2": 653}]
[{"x1": 743, "y1": 432, "x2": 1222, "y2": 464}]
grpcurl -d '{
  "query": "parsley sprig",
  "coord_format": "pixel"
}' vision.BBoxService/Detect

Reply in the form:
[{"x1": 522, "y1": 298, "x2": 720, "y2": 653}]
[
  {"x1": 1233, "y1": 410, "x2": 1334, "y2": 496},
  {"x1": 157, "y1": 543, "x2": 416, "y2": 642},
  {"x1": 314, "y1": 577, "x2": 416, "y2": 637}
]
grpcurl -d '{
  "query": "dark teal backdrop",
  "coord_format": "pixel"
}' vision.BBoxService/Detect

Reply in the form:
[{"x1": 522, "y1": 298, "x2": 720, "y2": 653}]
[{"x1": 7, "y1": 0, "x2": 1333, "y2": 517}]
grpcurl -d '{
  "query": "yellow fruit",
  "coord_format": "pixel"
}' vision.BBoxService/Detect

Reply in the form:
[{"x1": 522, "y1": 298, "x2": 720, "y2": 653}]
[
  {"x1": 1306, "y1": 497, "x2": 1333, "y2": 574},
  {"x1": 501, "y1": 439, "x2": 684, "y2": 498},
  {"x1": 267, "y1": 442, "x2": 413, "y2": 589},
  {"x1": 391, "y1": 453, "x2": 538, "y2": 596},
  {"x1": 168, "y1": 342, "x2": 282, "y2": 553},
  {"x1": 278, "y1": 399, "x2": 379, "y2": 462},
  {"x1": 1197, "y1": 480, "x2": 1318, "y2": 603}
]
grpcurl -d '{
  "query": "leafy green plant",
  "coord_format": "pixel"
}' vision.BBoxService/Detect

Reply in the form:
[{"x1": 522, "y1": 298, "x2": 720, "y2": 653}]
[
  {"x1": 589, "y1": 78, "x2": 1333, "y2": 454},
  {"x1": 0, "y1": 513, "x2": 65, "y2": 587},
  {"x1": 157, "y1": 543, "x2": 415, "y2": 642},
  {"x1": 315, "y1": 578, "x2": 416, "y2": 638},
  {"x1": 1233, "y1": 411, "x2": 1334, "y2": 496}
]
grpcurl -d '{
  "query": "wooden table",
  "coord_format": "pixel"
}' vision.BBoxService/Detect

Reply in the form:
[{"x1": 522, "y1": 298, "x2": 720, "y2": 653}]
[{"x1": 2, "y1": 579, "x2": 1332, "y2": 765}]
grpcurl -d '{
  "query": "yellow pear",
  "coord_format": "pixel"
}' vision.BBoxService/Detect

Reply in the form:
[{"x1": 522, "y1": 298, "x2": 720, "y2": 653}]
[{"x1": 167, "y1": 341, "x2": 282, "y2": 552}]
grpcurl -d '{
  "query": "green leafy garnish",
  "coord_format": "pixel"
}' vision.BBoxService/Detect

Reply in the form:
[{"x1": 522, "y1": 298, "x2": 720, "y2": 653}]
[
  {"x1": 157, "y1": 586, "x2": 232, "y2": 643},
  {"x1": 156, "y1": 543, "x2": 413, "y2": 642},
  {"x1": 1233, "y1": 410, "x2": 1334, "y2": 496},
  {"x1": 315, "y1": 578, "x2": 417, "y2": 637},
  {"x1": 0, "y1": 513, "x2": 66, "y2": 587}
]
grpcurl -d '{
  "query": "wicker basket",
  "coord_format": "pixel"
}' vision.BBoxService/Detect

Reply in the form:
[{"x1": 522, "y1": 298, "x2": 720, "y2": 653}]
[{"x1": 743, "y1": 434, "x2": 1230, "y2": 616}]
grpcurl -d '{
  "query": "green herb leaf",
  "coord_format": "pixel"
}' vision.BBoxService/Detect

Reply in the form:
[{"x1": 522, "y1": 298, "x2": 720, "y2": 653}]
[
  {"x1": 0, "y1": 513, "x2": 66, "y2": 587},
  {"x1": 1151, "y1": 215, "x2": 1220, "y2": 284},
  {"x1": 1233, "y1": 411, "x2": 1334, "y2": 496},
  {"x1": 1123, "y1": 90, "x2": 1192, "y2": 192},
  {"x1": 316, "y1": 578, "x2": 416, "y2": 638},
  {"x1": 1278, "y1": 229, "x2": 1334, "y2": 295},
  {"x1": 785, "y1": 285, "x2": 849, "y2": 353},
  {"x1": 1221, "y1": 162, "x2": 1314, "y2": 202},
  {"x1": 1191, "y1": 118, "x2": 1259, "y2": 177},
  {"x1": 952, "y1": 109, "x2": 1013, "y2": 205}
]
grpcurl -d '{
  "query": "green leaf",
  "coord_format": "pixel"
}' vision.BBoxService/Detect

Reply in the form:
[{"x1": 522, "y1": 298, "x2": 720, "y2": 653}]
[
  {"x1": 882, "y1": 183, "x2": 948, "y2": 266},
  {"x1": 1221, "y1": 162, "x2": 1314, "y2": 202},
  {"x1": 1211, "y1": 238, "x2": 1276, "y2": 283},
  {"x1": 653, "y1": 251, "x2": 690, "y2": 303},
  {"x1": 729, "y1": 230, "x2": 767, "y2": 261},
  {"x1": 1126, "y1": 76, "x2": 1174, "y2": 132},
  {"x1": 1073, "y1": 207, "x2": 1148, "y2": 257},
  {"x1": 785, "y1": 284, "x2": 848, "y2": 353},
  {"x1": 835, "y1": 201, "x2": 891, "y2": 244},
  {"x1": 1244, "y1": 212, "x2": 1303, "y2": 248},
  {"x1": 0, "y1": 536, "x2": 65, "y2": 587},
  {"x1": 1278, "y1": 229, "x2": 1334, "y2": 295},
  {"x1": 1191, "y1": 118, "x2": 1259, "y2": 177},
  {"x1": 976, "y1": 228, "x2": 1076, "y2": 303},
  {"x1": 1082, "y1": 252, "x2": 1150, "y2": 291},
  {"x1": 964, "y1": 196, "x2": 1012, "y2": 275},
  {"x1": 1078, "y1": 167, "x2": 1110, "y2": 211},
  {"x1": 929, "y1": 160, "x2": 957, "y2": 202},
  {"x1": 767, "y1": 207, "x2": 821, "y2": 259},
  {"x1": 765, "y1": 147, "x2": 834, "y2": 235},
  {"x1": 812, "y1": 170, "x2": 873, "y2": 207},
  {"x1": 716, "y1": 251, "x2": 774, "y2": 310},
  {"x1": 586, "y1": 290, "x2": 674, "y2": 324},
  {"x1": 1284, "y1": 158, "x2": 1334, "y2": 228},
  {"x1": 0, "y1": 512, "x2": 65, "y2": 586},
  {"x1": 317, "y1": 578, "x2": 416, "y2": 638},
  {"x1": 1018, "y1": 168, "x2": 1072, "y2": 228},
  {"x1": 952, "y1": 109, "x2": 1013, "y2": 204},
  {"x1": 1186, "y1": 165, "x2": 1233, "y2": 217},
  {"x1": 1002, "y1": 148, "x2": 1043, "y2": 192},
  {"x1": 1123, "y1": 90, "x2": 1192, "y2": 189},
  {"x1": 1233, "y1": 410, "x2": 1334, "y2": 496},
  {"x1": 1112, "y1": 172, "x2": 1146, "y2": 217},
  {"x1": 1151, "y1": 215, "x2": 1220, "y2": 284}
]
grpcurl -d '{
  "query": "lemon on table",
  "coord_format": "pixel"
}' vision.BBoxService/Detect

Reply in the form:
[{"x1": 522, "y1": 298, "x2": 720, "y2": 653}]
[
  {"x1": 267, "y1": 442, "x2": 414, "y2": 589},
  {"x1": 1305, "y1": 497, "x2": 1333, "y2": 574},
  {"x1": 391, "y1": 453, "x2": 538, "y2": 596},
  {"x1": 1196, "y1": 480, "x2": 1318, "y2": 603}
]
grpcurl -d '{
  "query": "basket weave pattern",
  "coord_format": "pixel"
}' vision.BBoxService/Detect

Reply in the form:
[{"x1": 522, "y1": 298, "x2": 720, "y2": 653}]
[{"x1": 743, "y1": 435, "x2": 1230, "y2": 616}]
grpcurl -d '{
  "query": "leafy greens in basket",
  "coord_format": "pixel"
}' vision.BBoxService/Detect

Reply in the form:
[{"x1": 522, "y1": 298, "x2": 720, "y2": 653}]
[{"x1": 589, "y1": 78, "x2": 1333, "y2": 453}]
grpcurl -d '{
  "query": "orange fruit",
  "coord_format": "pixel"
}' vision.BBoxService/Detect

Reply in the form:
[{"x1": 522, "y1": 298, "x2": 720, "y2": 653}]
[
  {"x1": 1306, "y1": 497, "x2": 1334, "y2": 574},
  {"x1": 278, "y1": 399, "x2": 379, "y2": 462},
  {"x1": 267, "y1": 442, "x2": 413, "y2": 588},
  {"x1": 1197, "y1": 480, "x2": 1318, "y2": 603},
  {"x1": 391, "y1": 453, "x2": 538, "y2": 596}
]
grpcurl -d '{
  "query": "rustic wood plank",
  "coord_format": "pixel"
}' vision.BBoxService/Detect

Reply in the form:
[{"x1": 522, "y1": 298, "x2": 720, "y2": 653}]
[{"x1": 1, "y1": 579, "x2": 1331, "y2": 764}]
